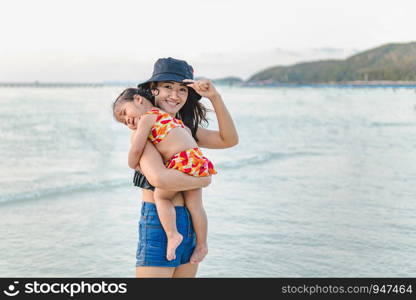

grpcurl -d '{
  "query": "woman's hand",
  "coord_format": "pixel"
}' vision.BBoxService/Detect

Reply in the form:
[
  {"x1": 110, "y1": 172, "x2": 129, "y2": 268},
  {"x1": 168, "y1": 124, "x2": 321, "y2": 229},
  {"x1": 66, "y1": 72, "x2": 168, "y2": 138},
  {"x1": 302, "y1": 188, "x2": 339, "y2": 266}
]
[{"x1": 183, "y1": 79, "x2": 220, "y2": 100}]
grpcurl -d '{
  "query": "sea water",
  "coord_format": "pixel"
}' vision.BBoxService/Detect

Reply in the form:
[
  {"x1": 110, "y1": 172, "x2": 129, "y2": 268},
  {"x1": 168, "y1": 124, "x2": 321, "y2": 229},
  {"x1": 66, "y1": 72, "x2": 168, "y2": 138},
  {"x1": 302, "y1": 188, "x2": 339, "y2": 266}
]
[{"x1": 0, "y1": 86, "x2": 415, "y2": 277}]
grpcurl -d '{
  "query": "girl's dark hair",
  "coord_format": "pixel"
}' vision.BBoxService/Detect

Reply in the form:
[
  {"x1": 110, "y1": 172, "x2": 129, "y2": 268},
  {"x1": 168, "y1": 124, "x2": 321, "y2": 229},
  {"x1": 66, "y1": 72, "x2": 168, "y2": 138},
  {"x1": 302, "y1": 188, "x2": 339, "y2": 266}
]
[
  {"x1": 147, "y1": 82, "x2": 208, "y2": 140},
  {"x1": 112, "y1": 87, "x2": 155, "y2": 120}
]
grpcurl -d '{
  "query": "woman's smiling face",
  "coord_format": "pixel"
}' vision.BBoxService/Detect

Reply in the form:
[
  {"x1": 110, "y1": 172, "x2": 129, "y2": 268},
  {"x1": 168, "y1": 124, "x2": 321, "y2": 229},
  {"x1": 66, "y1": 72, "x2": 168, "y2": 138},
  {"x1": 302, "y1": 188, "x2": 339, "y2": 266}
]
[{"x1": 152, "y1": 81, "x2": 188, "y2": 115}]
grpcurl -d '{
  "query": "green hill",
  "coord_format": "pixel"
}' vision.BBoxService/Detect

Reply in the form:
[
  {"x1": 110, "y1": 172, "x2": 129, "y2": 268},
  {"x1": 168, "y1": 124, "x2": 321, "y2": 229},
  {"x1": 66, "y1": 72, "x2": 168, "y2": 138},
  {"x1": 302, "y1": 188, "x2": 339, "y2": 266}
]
[{"x1": 248, "y1": 42, "x2": 416, "y2": 84}]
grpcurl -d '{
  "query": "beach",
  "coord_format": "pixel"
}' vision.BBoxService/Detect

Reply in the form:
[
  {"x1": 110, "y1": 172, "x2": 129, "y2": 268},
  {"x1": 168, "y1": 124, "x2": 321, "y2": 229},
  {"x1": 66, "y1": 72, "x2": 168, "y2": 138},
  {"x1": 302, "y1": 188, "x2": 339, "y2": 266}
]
[{"x1": 1, "y1": 86, "x2": 416, "y2": 277}]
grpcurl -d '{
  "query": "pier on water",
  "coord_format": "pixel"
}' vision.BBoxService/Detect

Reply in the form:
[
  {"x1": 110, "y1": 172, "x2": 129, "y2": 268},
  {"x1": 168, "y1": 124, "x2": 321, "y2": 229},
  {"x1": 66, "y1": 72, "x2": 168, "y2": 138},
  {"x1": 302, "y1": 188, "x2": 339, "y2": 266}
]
[{"x1": 0, "y1": 81, "x2": 104, "y2": 88}]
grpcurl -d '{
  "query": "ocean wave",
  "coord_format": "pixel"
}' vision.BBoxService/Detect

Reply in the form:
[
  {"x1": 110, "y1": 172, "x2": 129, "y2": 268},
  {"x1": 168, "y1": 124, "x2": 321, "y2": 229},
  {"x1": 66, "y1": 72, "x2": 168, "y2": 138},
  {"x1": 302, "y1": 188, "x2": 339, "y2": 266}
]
[
  {"x1": 0, "y1": 178, "x2": 130, "y2": 205},
  {"x1": 215, "y1": 151, "x2": 323, "y2": 170},
  {"x1": 370, "y1": 122, "x2": 415, "y2": 127},
  {"x1": 1, "y1": 152, "x2": 323, "y2": 204}
]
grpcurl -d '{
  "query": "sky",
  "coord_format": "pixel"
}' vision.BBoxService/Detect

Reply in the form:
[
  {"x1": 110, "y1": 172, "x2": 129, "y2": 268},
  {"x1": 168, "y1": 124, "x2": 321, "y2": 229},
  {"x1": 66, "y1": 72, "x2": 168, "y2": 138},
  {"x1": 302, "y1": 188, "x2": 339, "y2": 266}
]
[{"x1": 1, "y1": 0, "x2": 415, "y2": 81}]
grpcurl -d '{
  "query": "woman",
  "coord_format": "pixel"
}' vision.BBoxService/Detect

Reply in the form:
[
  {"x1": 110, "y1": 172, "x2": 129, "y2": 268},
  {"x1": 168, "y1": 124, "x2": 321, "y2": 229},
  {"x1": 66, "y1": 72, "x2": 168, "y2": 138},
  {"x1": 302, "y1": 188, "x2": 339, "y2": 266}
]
[{"x1": 120, "y1": 57, "x2": 238, "y2": 277}]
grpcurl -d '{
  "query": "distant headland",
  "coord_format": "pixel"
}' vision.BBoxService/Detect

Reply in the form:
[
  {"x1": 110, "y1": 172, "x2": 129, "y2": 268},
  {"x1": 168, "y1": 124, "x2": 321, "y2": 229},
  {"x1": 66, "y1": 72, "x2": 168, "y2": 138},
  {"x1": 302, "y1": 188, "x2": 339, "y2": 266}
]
[{"x1": 230, "y1": 41, "x2": 416, "y2": 86}]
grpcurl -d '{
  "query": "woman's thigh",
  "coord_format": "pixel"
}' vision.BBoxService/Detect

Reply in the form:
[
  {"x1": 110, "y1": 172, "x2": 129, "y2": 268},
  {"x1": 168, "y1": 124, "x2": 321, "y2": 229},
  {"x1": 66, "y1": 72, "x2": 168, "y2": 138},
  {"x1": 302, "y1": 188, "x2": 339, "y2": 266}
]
[
  {"x1": 135, "y1": 263, "x2": 198, "y2": 278},
  {"x1": 173, "y1": 263, "x2": 199, "y2": 278},
  {"x1": 136, "y1": 202, "x2": 196, "y2": 269},
  {"x1": 136, "y1": 266, "x2": 175, "y2": 278}
]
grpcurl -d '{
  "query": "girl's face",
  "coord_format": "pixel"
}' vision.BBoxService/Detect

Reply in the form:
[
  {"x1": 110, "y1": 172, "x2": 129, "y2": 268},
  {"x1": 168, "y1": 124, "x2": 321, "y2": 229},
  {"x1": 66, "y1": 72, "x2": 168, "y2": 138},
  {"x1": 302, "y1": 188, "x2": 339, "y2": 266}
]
[
  {"x1": 114, "y1": 99, "x2": 145, "y2": 130},
  {"x1": 153, "y1": 81, "x2": 188, "y2": 115}
]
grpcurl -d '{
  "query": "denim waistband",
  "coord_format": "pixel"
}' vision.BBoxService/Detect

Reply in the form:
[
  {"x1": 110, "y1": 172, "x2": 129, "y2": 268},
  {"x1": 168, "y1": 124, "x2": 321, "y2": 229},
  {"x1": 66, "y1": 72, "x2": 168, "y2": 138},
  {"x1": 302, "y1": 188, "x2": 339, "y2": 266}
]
[{"x1": 140, "y1": 201, "x2": 189, "y2": 217}]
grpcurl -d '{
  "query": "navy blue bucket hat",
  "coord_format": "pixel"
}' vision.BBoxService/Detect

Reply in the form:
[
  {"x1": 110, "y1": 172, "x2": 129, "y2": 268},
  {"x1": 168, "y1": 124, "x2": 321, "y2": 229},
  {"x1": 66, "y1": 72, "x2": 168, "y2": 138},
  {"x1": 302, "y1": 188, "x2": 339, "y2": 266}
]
[{"x1": 138, "y1": 57, "x2": 202, "y2": 101}]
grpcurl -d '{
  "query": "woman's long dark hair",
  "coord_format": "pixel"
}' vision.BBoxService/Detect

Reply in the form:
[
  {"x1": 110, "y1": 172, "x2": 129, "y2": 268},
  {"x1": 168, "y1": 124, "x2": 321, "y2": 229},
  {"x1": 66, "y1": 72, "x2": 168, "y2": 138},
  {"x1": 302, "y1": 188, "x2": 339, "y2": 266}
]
[{"x1": 146, "y1": 82, "x2": 209, "y2": 141}]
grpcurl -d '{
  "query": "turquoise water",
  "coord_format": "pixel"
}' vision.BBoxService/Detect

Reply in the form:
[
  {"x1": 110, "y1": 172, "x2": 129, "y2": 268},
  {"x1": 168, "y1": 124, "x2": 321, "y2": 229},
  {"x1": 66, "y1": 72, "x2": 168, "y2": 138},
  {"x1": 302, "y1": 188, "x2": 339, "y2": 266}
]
[{"x1": 0, "y1": 86, "x2": 416, "y2": 277}]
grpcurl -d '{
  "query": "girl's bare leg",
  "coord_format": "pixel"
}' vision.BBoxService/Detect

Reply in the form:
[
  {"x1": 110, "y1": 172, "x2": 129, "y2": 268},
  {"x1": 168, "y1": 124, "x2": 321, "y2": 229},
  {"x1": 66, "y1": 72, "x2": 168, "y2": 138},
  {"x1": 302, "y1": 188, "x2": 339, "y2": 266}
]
[
  {"x1": 154, "y1": 188, "x2": 183, "y2": 261},
  {"x1": 183, "y1": 188, "x2": 208, "y2": 264}
]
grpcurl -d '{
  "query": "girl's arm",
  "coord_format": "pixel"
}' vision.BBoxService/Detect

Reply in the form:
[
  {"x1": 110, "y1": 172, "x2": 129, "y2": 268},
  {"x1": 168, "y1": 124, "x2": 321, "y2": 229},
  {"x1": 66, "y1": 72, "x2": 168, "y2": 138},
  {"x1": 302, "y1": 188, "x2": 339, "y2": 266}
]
[
  {"x1": 128, "y1": 114, "x2": 156, "y2": 169},
  {"x1": 139, "y1": 141, "x2": 211, "y2": 191},
  {"x1": 185, "y1": 79, "x2": 239, "y2": 149}
]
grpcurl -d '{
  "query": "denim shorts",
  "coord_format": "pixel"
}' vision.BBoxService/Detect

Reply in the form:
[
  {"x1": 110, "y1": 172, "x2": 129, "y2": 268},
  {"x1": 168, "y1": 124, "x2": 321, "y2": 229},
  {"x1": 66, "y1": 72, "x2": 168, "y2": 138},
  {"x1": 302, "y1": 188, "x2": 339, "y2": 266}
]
[{"x1": 136, "y1": 202, "x2": 196, "y2": 267}]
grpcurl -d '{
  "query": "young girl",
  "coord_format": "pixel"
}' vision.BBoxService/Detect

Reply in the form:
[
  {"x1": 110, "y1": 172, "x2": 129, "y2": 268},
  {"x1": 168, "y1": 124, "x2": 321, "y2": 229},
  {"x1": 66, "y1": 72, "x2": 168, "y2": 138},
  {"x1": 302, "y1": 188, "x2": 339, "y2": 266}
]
[{"x1": 113, "y1": 82, "x2": 215, "y2": 262}]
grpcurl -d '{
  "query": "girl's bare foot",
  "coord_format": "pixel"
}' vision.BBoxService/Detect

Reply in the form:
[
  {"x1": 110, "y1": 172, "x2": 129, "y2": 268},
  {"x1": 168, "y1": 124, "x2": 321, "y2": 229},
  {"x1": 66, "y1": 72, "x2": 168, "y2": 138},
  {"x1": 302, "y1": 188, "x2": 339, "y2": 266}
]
[
  {"x1": 166, "y1": 232, "x2": 183, "y2": 261},
  {"x1": 190, "y1": 244, "x2": 208, "y2": 264}
]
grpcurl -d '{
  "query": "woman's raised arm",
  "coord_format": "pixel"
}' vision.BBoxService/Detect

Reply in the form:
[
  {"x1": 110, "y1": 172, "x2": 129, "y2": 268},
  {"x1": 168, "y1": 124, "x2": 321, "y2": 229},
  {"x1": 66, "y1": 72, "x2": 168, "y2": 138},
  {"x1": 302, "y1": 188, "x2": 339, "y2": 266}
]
[
  {"x1": 139, "y1": 142, "x2": 211, "y2": 191},
  {"x1": 196, "y1": 93, "x2": 239, "y2": 149},
  {"x1": 186, "y1": 79, "x2": 238, "y2": 149}
]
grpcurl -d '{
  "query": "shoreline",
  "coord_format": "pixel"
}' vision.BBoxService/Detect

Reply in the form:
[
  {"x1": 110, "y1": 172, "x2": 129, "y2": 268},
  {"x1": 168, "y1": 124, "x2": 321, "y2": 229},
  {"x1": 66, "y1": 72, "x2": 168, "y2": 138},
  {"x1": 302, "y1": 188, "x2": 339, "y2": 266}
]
[
  {"x1": 0, "y1": 82, "x2": 105, "y2": 88},
  {"x1": 241, "y1": 80, "x2": 416, "y2": 88}
]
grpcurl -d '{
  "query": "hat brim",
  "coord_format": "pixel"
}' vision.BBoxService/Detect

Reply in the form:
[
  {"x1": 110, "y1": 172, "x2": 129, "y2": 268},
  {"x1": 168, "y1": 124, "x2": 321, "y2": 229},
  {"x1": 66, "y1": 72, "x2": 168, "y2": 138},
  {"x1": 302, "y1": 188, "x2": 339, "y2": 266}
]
[{"x1": 138, "y1": 73, "x2": 202, "y2": 101}]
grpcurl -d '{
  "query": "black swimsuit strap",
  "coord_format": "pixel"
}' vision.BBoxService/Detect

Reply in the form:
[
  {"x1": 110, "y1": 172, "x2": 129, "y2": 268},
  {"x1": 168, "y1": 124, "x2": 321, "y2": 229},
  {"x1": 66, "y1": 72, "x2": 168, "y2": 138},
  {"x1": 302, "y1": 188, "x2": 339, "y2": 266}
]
[{"x1": 133, "y1": 170, "x2": 155, "y2": 191}]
